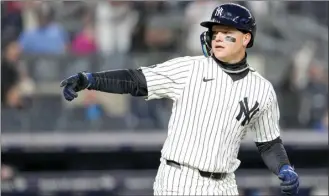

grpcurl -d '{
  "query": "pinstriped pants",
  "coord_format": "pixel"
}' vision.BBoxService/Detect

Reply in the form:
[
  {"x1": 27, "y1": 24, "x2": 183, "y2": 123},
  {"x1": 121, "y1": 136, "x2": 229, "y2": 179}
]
[{"x1": 153, "y1": 158, "x2": 239, "y2": 196}]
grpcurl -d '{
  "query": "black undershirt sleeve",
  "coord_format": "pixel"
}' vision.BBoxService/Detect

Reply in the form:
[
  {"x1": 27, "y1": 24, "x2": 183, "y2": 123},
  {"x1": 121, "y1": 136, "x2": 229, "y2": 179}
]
[
  {"x1": 88, "y1": 69, "x2": 148, "y2": 97},
  {"x1": 255, "y1": 137, "x2": 291, "y2": 175}
]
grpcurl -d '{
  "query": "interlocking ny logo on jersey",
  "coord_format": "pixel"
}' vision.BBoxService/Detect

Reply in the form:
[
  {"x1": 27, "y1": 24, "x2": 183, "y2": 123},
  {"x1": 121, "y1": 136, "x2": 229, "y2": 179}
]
[{"x1": 236, "y1": 97, "x2": 259, "y2": 126}]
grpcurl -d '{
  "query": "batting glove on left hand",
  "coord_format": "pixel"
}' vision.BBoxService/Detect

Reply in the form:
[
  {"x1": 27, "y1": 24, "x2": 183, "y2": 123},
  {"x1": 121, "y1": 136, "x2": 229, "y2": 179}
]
[
  {"x1": 60, "y1": 72, "x2": 93, "y2": 101},
  {"x1": 278, "y1": 165, "x2": 299, "y2": 196}
]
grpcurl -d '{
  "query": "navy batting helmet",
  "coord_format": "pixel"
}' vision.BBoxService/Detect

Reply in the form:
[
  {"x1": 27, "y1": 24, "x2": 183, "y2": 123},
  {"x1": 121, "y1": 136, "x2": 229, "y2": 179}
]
[{"x1": 199, "y1": 3, "x2": 256, "y2": 56}]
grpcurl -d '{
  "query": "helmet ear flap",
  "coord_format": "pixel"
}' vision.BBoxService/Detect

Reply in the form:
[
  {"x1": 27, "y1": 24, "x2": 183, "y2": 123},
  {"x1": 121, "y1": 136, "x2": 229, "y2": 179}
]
[{"x1": 200, "y1": 31, "x2": 212, "y2": 57}]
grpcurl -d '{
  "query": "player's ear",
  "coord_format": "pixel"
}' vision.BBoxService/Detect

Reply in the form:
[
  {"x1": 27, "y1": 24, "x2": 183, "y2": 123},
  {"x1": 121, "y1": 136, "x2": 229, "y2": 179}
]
[{"x1": 242, "y1": 33, "x2": 251, "y2": 47}]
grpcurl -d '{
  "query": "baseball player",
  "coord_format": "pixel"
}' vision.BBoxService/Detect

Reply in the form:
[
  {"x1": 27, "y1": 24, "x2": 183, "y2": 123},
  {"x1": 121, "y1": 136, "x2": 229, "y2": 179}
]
[{"x1": 60, "y1": 3, "x2": 299, "y2": 196}]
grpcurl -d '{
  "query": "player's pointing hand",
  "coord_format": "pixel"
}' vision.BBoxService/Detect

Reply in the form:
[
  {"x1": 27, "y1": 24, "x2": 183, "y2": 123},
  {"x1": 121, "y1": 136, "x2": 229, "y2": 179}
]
[{"x1": 60, "y1": 72, "x2": 94, "y2": 101}]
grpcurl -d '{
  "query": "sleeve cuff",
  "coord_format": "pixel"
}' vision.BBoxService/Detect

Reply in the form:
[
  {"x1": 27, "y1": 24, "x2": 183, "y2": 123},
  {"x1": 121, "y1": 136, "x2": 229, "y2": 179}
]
[{"x1": 85, "y1": 73, "x2": 94, "y2": 88}]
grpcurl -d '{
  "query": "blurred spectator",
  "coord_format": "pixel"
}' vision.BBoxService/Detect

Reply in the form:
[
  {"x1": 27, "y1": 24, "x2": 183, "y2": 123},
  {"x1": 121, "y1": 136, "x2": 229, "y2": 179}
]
[
  {"x1": 71, "y1": 8, "x2": 98, "y2": 55},
  {"x1": 184, "y1": 0, "x2": 221, "y2": 55},
  {"x1": 143, "y1": 24, "x2": 176, "y2": 52},
  {"x1": 141, "y1": 2, "x2": 186, "y2": 52},
  {"x1": 1, "y1": 164, "x2": 15, "y2": 181},
  {"x1": 20, "y1": 0, "x2": 43, "y2": 31},
  {"x1": 275, "y1": 62, "x2": 303, "y2": 129},
  {"x1": 129, "y1": 3, "x2": 148, "y2": 53},
  {"x1": 55, "y1": 1, "x2": 93, "y2": 42},
  {"x1": 1, "y1": 1, "x2": 24, "y2": 40},
  {"x1": 18, "y1": 3, "x2": 69, "y2": 54},
  {"x1": 1, "y1": 40, "x2": 22, "y2": 108},
  {"x1": 1, "y1": 36, "x2": 35, "y2": 109},
  {"x1": 95, "y1": 1, "x2": 138, "y2": 54},
  {"x1": 130, "y1": 2, "x2": 173, "y2": 53},
  {"x1": 299, "y1": 63, "x2": 328, "y2": 130}
]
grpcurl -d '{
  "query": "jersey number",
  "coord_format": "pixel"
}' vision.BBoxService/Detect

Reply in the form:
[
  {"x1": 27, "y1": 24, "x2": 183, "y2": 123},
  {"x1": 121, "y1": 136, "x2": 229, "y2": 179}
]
[{"x1": 236, "y1": 97, "x2": 259, "y2": 126}]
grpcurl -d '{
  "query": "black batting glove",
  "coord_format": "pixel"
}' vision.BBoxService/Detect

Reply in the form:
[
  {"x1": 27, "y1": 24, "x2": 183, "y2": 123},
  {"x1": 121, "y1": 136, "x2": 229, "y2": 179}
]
[
  {"x1": 60, "y1": 72, "x2": 93, "y2": 101},
  {"x1": 278, "y1": 165, "x2": 299, "y2": 196}
]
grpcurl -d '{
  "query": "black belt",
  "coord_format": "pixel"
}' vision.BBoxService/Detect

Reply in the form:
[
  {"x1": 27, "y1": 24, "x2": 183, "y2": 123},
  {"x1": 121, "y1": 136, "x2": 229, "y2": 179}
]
[{"x1": 166, "y1": 160, "x2": 226, "y2": 180}]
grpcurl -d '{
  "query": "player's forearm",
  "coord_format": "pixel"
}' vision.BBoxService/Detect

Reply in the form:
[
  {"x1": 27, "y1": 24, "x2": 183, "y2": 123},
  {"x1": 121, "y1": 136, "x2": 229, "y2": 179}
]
[
  {"x1": 255, "y1": 137, "x2": 291, "y2": 175},
  {"x1": 87, "y1": 69, "x2": 148, "y2": 96}
]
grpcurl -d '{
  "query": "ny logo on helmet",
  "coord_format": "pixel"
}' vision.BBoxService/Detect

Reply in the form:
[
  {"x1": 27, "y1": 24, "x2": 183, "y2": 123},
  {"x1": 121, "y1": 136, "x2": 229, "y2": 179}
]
[{"x1": 215, "y1": 7, "x2": 223, "y2": 17}]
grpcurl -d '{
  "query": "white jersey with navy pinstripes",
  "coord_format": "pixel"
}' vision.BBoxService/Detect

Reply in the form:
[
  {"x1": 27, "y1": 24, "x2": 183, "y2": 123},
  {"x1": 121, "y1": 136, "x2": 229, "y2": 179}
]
[{"x1": 140, "y1": 56, "x2": 280, "y2": 173}]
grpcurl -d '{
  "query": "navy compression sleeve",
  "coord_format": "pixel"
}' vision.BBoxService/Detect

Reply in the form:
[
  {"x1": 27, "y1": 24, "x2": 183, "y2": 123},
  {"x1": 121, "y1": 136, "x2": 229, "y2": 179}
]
[
  {"x1": 255, "y1": 137, "x2": 291, "y2": 175},
  {"x1": 88, "y1": 69, "x2": 148, "y2": 97}
]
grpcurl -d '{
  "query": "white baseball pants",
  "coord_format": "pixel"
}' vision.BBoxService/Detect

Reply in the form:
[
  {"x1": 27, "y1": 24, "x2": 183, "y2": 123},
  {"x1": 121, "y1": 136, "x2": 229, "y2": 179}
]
[{"x1": 153, "y1": 158, "x2": 239, "y2": 195}]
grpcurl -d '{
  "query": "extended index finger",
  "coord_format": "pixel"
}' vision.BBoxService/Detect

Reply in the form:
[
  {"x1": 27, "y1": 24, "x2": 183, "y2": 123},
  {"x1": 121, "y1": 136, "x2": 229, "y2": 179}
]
[
  {"x1": 60, "y1": 75, "x2": 78, "y2": 87},
  {"x1": 60, "y1": 79, "x2": 69, "y2": 87}
]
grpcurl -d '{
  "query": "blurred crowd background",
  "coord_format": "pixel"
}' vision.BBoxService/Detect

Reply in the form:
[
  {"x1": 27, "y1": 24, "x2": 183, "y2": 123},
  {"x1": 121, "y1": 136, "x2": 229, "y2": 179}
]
[{"x1": 1, "y1": 1, "x2": 328, "y2": 196}]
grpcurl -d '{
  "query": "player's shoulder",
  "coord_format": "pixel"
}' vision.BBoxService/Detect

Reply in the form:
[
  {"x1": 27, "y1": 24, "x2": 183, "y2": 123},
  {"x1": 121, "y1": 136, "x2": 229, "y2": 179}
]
[
  {"x1": 165, "y1": 55, "x2": 206, "y2": 64},
  {"x1": 249, "y1": 68, "x2": 275, "y2": 92},
  {"x1": 141, "y1": 55, "x2": 205, "y2": 70},
  {"x1": 249, "y1": 69, "x2": 278, "y2": 106}
]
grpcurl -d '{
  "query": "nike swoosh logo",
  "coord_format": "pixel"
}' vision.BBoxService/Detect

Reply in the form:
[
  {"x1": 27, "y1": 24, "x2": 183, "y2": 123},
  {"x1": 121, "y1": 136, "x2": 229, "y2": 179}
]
[{"x1": 203, "y1": 77, "x2": 214, "y2": 82}]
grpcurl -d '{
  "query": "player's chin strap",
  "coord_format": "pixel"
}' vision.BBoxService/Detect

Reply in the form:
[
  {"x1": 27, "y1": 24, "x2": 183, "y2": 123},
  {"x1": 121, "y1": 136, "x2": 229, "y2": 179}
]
[{"x1": 200, "y1": 31, "x2": 250, "y2": 74}]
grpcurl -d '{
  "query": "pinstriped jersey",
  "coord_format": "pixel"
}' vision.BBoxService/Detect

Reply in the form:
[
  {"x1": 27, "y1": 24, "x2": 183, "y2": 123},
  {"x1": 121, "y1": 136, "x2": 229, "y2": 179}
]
[{"x1": 140, "y1": 56, "x2": 280, "y2": 173}]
